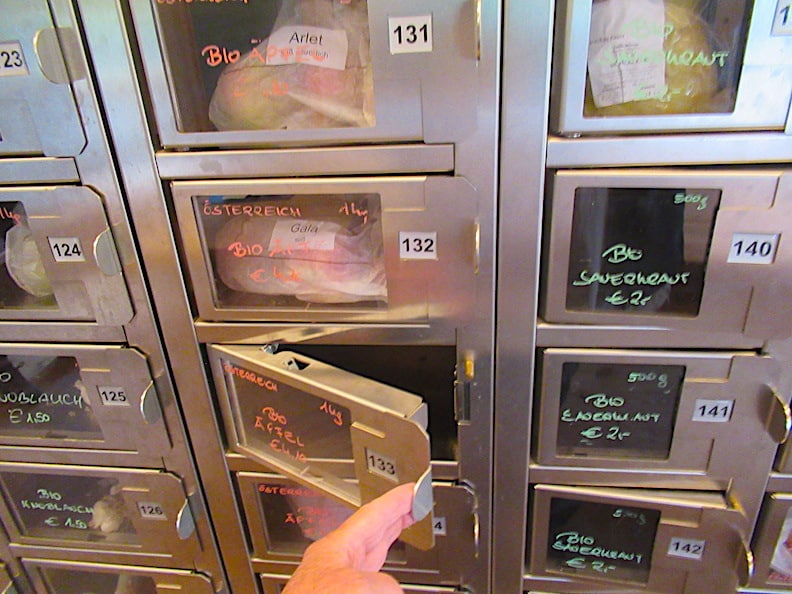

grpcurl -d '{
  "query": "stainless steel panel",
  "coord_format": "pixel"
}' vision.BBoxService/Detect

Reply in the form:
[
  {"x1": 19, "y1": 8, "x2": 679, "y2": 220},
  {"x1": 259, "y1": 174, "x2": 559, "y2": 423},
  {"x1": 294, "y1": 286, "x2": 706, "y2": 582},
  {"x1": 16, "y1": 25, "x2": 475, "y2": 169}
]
[
  {"x1": 260, "y1": 573, "x2": 467, "y2": 594},
  {"x1": 0, "y1": 158, "x2": 78, "y2": 185},
  {"x1": 207, "y1": 344, "x2": 435, "y2": 550},
  {"x1": 0, "y1": 343, "x2": 171, "y2": 466},
  {"x1": 0, "y1": 462, "x2": 202, "y2": 569},
  {"x1": 22, "y1": 558, "x2": 216, "y2": 594},
  {"x1": 542, "y1": 169, "x2": 792, "y2": 339},
  {"x1": 156, "y1": 144, "x2": 455, "y2": 179},
  {"x1": 0, "y1": 0, "x2": 86, "y2": 156},
  {"x1": 0, "y1": 185, "x2": 133, "y2": 326},
  {"x1": 551, "y1": 0, "x2": 792, "y2": 135},
  {"x1": 237, "y1": 473, "x2": 478, "y2": 585},
  {"x1": 128, "y1": 0, "x2": 482, "y2": 148},
  {"x1": 529, "y1": 485, "x2": 750, "y2": 594},
  {"x1": 172, "y1": 176, "x2": 478, "y2": 327}
]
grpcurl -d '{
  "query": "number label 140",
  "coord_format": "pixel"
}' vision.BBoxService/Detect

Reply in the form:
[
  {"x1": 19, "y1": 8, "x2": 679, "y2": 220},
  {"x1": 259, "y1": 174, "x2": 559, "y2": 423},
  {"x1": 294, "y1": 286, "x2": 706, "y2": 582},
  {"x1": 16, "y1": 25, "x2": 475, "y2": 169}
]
[{"x1": 727, "y1": 233, "x2": 779, "y2": 265}]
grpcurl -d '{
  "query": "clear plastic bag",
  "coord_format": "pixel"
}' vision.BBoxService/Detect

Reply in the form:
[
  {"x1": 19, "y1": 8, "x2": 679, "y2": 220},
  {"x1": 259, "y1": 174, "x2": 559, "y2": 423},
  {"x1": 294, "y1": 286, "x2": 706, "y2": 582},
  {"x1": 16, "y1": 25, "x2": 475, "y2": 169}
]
[
  {"x1": 209, "y1": 0, "x2": 374, "y2": 131},
  {"x1": 584, "y1": 0, "x2": 733, "y2": 117},
  {"x1": 213, "y1": 214, "x2": 387, "y2": 304},
  {"x1": 5, "y1": 223, "x2": 54, "y2": 298}
]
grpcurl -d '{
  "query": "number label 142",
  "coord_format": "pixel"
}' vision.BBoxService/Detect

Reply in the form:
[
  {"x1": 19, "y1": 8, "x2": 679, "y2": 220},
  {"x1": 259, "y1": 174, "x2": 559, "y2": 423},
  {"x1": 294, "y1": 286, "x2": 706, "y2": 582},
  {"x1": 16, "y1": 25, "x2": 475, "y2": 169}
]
[{"x1": 668, "y1": 537, "x2": 705, "y2": 560}]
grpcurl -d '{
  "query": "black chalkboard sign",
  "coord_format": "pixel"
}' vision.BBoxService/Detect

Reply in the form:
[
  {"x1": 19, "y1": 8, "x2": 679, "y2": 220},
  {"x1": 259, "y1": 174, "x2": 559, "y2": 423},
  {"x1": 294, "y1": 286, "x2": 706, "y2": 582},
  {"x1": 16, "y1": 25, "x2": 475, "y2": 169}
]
[
  {"x1": 0, "y1": 355, "x2": 102, "y2": 440},
  {"x1": 226, "y1": 359, "x2": 354, "y2": 466},
  {"x1": 546, "y1": 497, "x2": 660, "y2": 584},
  {"x1": 0, "y1": 472, "x2": 135, "y2": 541},
  {"x1": 557, "y1": 362, "x2": 685, "y2": 459},
  {"x1": 566, "y1": 187, "x2": 721, "y2": 316}
]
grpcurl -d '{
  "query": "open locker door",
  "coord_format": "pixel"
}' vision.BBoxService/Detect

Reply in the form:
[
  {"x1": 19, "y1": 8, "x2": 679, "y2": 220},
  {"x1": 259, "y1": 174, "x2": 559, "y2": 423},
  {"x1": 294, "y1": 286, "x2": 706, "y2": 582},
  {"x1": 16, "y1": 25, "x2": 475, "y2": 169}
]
[{"x1": 208, "y1": 343, "x2": 435, "y2": 550}]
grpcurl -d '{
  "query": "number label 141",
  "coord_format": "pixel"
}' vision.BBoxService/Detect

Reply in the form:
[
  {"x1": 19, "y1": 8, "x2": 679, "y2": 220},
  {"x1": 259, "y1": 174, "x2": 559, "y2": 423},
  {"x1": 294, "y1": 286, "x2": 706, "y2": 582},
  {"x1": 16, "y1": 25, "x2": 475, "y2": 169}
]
[{"x1": 692, "y1": 399, "x2": 734, "y2": 423}]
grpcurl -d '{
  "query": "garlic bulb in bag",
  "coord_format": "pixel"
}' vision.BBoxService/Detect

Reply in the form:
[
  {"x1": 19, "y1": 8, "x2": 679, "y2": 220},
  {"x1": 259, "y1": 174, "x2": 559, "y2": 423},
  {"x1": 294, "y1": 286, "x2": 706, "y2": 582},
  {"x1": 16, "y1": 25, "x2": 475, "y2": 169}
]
[
  {"x1": 209, "y1": 0, "x2": 374, "y2": 131},
  {"x1": 5, "y1": 223, "x2": 54, "y2": 299}
]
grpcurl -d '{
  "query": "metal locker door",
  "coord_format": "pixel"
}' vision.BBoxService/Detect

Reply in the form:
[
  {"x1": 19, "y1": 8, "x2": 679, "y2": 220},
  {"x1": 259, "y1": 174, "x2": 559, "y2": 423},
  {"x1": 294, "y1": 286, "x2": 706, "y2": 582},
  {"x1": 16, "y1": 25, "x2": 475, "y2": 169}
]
[
  {"x1": 0, "y1": 0, "x2": 86, "y2": 157},
  {"x1": 207, "y1": 344, "x2": 435, "y2": 550}
]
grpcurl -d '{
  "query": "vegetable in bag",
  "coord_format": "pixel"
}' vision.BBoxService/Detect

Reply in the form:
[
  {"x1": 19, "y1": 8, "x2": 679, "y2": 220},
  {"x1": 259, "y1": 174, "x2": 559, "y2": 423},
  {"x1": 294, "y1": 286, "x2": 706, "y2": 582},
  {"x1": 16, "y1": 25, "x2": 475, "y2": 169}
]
[{"x1": 209, "y1": 0, "x2": 374, "y2": 131}]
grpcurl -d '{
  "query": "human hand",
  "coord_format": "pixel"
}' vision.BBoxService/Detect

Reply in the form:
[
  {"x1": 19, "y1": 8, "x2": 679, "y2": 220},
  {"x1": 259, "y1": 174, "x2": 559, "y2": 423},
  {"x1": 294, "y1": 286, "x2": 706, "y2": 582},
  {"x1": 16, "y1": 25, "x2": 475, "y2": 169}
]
[{"x1": 282, "y1": 482, "x2": 417, "y2": 594}]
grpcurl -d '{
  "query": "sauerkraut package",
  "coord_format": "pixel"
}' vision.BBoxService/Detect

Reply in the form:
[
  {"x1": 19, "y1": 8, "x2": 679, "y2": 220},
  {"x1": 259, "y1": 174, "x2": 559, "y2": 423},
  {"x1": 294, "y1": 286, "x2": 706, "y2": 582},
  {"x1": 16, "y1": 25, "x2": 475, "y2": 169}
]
[
  {"x1": 209, "y1": 0, "x2": 374, "y2": 131},
  {"x1": 212, "y1": 206, "x2": 387, "y2": 304},
  {"x1": 584, "y1": 0, "x2": 736, "y2": 117}
]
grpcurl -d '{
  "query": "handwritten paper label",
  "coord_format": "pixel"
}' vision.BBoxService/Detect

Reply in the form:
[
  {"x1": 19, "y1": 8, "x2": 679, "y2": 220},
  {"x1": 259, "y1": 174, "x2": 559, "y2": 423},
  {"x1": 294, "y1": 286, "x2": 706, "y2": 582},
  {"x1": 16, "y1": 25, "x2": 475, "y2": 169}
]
[
  {"x1": 727, "y1": 233, "x2": 779, "y2": 264},
  {"x1": 266, "y1": 27, "x2": 348, "y2": 71},
  {"x1": 668, "y1": 537, "x2": 705, "y2": 560},
  {"x1": 433, "y1": 516, "x2": 447, "y2": 536},
  {"x1": 268, "y1": 220, "x2": 337, "y2": 254},
  {"x1": 0, "y1": 42, "x2": 29, "y2": 77},
  {"x1": 389, "y1": 15, "x2": 433, "y2": 54},
  {"x1": 588, "y1": 0, "x2": 666, "y2": 107},
  {"x1": 399, "y1": 231, "x2": 437, "y2": 260},
  {"x1": 773, "y1": 1, "x2": 792, "y2": 36}
]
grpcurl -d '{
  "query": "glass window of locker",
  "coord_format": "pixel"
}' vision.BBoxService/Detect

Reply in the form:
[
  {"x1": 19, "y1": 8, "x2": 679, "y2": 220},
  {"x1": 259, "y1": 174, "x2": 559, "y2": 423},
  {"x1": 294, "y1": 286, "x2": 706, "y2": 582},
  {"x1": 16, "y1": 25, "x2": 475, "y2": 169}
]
[
  {"x1": 0, "y1": 353, "x2": 102, "y2": 441},
  {"x1": 195, "y1": 193, "x2": 387, "y2": 309},
  {"x1": 583, "y1": 0, "x2": 750, "y2": 119},
  {"x1": 0, "y1": 202, "x2": 58, "y2": 313},
  {"x1": 566, "y1": 186, "x2": 721, "y2": 316},
  {"x1": 769, "y1": 506, "x2": 792, "y2": 586},
  {"x1": 36, "y1": 568, "x2": 156, "y2": 594},
  {"x1": 150, "y1": 0, "x2": 374, "y2": 133},
  {"x1": 0, "y1": 472, "x2": 138, "y2": 544}
]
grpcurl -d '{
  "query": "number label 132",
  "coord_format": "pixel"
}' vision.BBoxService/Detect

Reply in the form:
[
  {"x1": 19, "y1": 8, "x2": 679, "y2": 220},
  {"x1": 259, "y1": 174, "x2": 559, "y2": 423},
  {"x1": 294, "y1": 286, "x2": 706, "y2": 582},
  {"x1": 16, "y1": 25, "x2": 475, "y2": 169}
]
[{"x1": 400, "y1": 231, "x2": 437, "y2": 260}]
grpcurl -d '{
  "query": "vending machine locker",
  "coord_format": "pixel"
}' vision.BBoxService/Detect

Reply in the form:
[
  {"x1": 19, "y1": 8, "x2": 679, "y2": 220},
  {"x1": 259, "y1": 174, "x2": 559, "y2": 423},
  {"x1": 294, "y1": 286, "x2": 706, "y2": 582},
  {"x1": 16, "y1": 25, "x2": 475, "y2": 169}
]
[
  {"x1": 235, "y1": 473, "x2": 478, "y2": 585},
  {"x1": 541, "y1": 169, "x2": 792, "y2": 339},
  {"x1": 0, "y1": 0, "x2": 86, "y2": 157},
  {"x1": 529, "y1": 484, "x2": 752, "y2": 594},
  {"x1": 0, "y1": 462, "x2": 202, "y2": 570},
  {"x1": 533, "y1": 349, "x2": 788, "y2": 489},
  {"x1": 127, "y1": 0, "x2": 483, "y2": 148},
  {"x1": 550, "y1": 0, "x2": 792, "y2": 136},
  {"x1": 171, "y1": 176, "x2": 478, "y2": 328},
  {"x1": 749, "y1": 491, "x2": 792, "y2": 591},
  {"x1": 208, "y1": 343, "x2": 437, "y2": 550},
  {"x1": 22, "y1": 558, "x2": 217, "y2": 594},
  {"x1": 0, "y1": 186, "x2": 133, "y2": 326},
  {"x1": 0, "y1": 343, "x2": 172, "y2": 467}
]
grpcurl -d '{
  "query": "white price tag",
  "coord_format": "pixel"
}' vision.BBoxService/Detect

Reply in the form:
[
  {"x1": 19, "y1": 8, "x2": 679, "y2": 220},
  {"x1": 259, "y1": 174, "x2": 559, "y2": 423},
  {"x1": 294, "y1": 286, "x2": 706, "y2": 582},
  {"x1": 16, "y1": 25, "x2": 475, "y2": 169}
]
[
  {"x1": 692, "y1": 399, "x2": 734, "y2": 423},
  {"x1": 727, "y1": 233, "x2": 779, "y2": 264},
  {"x1": 773, "y1": 1, "x2": 792, "y2": 35},
  {"x1": 0, "y1": 41, "x2": 29, "y2": 77},
  {"x1": 668, "y1": 537, "x2": 705, "y2": 560},
  {"x1": 98, "y1": 386, "x2": 129, "y2": 407},
  {"x1": 137, "y1": 501, "x2": 167, "y2": 520},
  {"x1": 433, "y1": 516, "x2": 447, "y2": 536},
  {"x1": 365, "y1": 448, "x2": 399, "y2": 481},
  {"x1": 389, "y1": 15, "x2": 433, "y2": 54},
  {"x1": 48, "y1": 237, "x2": 85, "y2": 262},
  {"x1": 399, "y1": 231, "x2": 437, "y2": 260}
]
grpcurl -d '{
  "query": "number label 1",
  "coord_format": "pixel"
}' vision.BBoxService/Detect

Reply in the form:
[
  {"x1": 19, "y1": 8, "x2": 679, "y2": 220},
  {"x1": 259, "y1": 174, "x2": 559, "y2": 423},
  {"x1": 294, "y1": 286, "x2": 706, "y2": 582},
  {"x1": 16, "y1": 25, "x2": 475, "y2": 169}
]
[
  {"x1": 692, "y1": 399, "x2": 734, "y2": 423},
  {"x1": 48, "y1": 237, "x2": 85, "y2": 262},
  {"x1": 0, "y1": 41, "x2": 29, "y2": 77},
  {"x1": 365, "y1": 449, "x2": 399, "y2": 482},
  {"x1": 388, "y1": 15, "x2": 433, "y2": 54},
  {"x1": 399, "y1": 231, "x2": 437, "y2": 260},
  {"x1": 727, "y1": 233, "x2": 780, "y2": 264},
  {"x1": 98, "y1": 386, "x2": 129, "y2": 407},
  {"x1": 137, "y1": 501, "x2": 167, "y2": 520},
  {"x1": 668, "y1": 537, "x2": 705, "y2": 560},
  {"x1": 773, "y1": 1, "x2": 792, "y2": 36}
]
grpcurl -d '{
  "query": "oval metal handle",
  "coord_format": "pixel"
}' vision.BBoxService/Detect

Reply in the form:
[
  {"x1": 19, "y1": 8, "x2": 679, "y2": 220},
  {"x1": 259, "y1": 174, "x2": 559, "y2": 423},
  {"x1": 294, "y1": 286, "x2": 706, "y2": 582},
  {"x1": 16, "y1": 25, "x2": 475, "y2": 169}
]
[
  {"x1": 473, "y1": 220, "x2": 481, "y2": 275},
  {"x1": 767, "y1": 387, "x2": 792, "y2": 444},
  {"x1": 176, "y1": 499, "x2": 196, "y2": 540},
  {"x1": 139, "y1": 381, "x2": 163, "y2": 425},
  {"x1": 475, "y1": 0, "x2": 482, "y2": 62},
  {"x1": 737, "y1": 538, "x2": 754, "y2": 588},
  {"x1": 93, "y1": 229, "x2": 123, "y2": 276}
]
